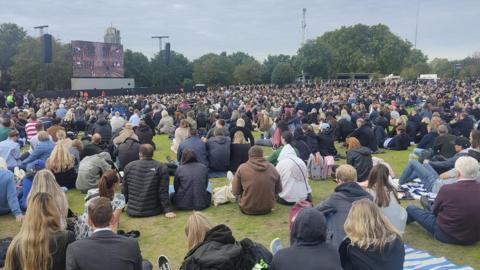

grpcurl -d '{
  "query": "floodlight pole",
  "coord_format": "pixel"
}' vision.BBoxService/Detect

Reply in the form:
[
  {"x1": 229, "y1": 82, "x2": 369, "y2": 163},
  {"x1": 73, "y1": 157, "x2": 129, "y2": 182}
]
[
  {"x1": 34, "y1": 25, "x2": 49, "y2": 91},
  {"x1": 151, "y1": 36, "x2": 169, "y2": 55}
]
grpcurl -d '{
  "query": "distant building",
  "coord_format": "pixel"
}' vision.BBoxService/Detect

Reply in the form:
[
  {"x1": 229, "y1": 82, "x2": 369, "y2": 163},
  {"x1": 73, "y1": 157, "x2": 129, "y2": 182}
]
[{"x1": 104, "y1": 27, "x2": 121, "y2": 44}]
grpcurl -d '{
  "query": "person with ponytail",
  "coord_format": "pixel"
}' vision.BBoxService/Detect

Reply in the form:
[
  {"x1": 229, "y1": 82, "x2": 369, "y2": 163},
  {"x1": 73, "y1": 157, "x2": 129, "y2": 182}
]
[
  {"x1": 5, "y1": 192, "x2": 75, "y2": 270},
  {"x1": 74, "y1": 170, "x2": 125, "y2": 239}
]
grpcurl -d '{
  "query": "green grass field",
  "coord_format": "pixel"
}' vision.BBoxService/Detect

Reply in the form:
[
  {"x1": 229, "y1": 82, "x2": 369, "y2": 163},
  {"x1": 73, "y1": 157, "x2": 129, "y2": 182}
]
[{"x1": 1, "y1": 133, "x2": 479, "y2": 269}]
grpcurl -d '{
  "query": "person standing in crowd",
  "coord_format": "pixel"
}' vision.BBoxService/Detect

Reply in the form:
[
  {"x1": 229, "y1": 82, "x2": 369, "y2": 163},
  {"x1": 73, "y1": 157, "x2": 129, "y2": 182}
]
[
  {"x1": 232, "y1": 146, "x2": 282, "y2": 215},
  {"x1": 315, "y1": 164, "x2": 372, "y2": 248},
  {"x1": 123, "y1": 144, "x2": 176, "y2": 219},
  {"x1": 339, "y1": 199, "x2": 405, "y2": 270},
  {"x1": 66, "y1": 197, "x2": 152, "y2": 270},
  {"x1": 5, "y1": 193, "x2": 75, "y2": 270},
  {"x1": 406, "y1": 156, "x2": 480, "y2": 245}
]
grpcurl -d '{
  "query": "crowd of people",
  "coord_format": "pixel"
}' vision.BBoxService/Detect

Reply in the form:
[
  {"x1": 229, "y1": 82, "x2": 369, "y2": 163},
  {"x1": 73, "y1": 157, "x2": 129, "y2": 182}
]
[{"x1": 0, "y1": 79, "x2": 480, "y2": 269}]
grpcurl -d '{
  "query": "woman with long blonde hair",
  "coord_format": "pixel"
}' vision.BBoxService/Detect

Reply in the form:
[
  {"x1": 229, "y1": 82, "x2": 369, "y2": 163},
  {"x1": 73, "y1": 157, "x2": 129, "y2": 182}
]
[
  {"x1": 27, "y1": 169, "x2": 69, "y2": 229},
  {"x1": 5, "y1": 193, "x2": 75, "y2": 270},
  {"x1": 46, "y1": 144, "x2": 77, "y2": 189},
  {"x1": 185, "y1": 212, "x2": 214, "y2": 250},
  {"x1": 340, "y1": 199, "x2": 405, "y2": 270},
  {"x1": 229, "y1": 131, "x2": 250, "y2": 172}
]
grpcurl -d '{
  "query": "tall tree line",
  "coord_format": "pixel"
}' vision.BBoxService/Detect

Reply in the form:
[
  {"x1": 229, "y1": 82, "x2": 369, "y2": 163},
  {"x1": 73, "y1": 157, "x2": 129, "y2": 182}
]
[{"x1": 1, "y1": 22, "x2": 478, "y2": 92}]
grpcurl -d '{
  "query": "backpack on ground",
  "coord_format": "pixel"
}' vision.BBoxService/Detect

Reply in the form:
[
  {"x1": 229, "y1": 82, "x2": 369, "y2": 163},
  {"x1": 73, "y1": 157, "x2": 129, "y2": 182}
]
[{"x1": 238, "y1": 238, "x2": 272, "y2": 270}]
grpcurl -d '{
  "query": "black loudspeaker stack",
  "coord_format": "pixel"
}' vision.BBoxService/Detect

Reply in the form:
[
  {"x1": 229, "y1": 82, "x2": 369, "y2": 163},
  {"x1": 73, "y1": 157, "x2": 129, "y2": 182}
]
[
  {"x1": 165, "y1": 42, "x2": 171, "y2": 65},
  {"x1": 42, "y1": 34, "x2": 53, "y2": 63}
]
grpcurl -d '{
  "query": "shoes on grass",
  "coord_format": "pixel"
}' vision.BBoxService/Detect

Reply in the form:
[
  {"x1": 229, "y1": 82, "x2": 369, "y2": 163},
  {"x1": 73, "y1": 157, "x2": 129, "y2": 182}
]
[
  {"x1": 270, "y1": 238, "x2": 283, "y2": 255},
  {"x1": 158, "y1": 255, "x2": 172, "y2": 270}
]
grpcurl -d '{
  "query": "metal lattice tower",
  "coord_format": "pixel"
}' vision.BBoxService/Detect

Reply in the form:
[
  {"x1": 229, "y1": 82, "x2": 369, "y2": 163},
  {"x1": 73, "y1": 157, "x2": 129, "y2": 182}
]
[{"x1": 302, "y1": 8, "x2": 307, "y2": 45}]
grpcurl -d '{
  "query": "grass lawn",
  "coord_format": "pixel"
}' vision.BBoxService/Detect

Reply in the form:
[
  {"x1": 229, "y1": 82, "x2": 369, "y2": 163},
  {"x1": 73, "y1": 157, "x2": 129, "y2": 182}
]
[{"x1": 1, "y1": 132, "x2": 479, "y2": 269}]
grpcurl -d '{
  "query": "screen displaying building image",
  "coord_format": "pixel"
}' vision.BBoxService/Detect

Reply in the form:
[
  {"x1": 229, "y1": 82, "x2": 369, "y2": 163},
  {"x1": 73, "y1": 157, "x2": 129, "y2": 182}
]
[{"x1": 72, "y1": 40, "x2": 124, "y2": 78}]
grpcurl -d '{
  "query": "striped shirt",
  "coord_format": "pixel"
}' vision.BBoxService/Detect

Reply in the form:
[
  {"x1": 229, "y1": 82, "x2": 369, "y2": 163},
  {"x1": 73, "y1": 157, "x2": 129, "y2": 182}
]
[{"x1": 25, "y1": 121, "x2": 38, "y2": 141}]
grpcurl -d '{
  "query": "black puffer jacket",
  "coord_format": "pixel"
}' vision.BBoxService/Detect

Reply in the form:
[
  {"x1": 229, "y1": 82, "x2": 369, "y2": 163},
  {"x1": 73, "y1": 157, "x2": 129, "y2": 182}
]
[
  {"x1": 317, "y1": 130, "x2": 337, "y2": 156},
  {"x1": 180, "y1": 225, "x2": 265, "y2": 270},
  {"x1": 335, "y1": 119, "x2": 355, "y2": 141},
  {"x1": 172, "y1": 162, "x2": 211, "y2": 210},
  {"x1": 116, "y1": 138, "x2": 140, "y2": 171},
  {"x1": 92, "y1": 118, "x2": 112, "y2": 145},
  {"x1": 123, "y1": 158, "x2": 171, "y2": 217},
  {"x1": 346, "y1": 147, "x2": 373, "y2": 182},
  {"x1": 271, "y1": 208, "x2": 342, "y2": 270}
]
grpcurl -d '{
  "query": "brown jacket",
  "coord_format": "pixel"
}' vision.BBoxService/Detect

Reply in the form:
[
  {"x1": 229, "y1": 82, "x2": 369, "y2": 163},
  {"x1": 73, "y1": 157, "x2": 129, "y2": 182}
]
[
  {"x1": 232, "y1": 157, "x2": 282, "y2": 215},
  {"x1": 47, "y1": 125, "x2": 65, "y2": 142}
]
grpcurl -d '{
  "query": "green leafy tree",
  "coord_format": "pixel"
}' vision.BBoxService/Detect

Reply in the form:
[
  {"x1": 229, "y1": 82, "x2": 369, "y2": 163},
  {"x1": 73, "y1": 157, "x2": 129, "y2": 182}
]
[
  {"x1": 192, "y1": 53, "x2": 234, "y2": 85},
  {"x1": 0, "y1": 23, "x2": 27, "y2": 89},
  {"x1": 296, "y1": 40, "x2": 334, "y2": 79},
  {"x1": 233, "y1": 59, "x2": 263, "y2": 84},
  {"x1": 124, "y1": 49, "x2": 151, "y2": 87},
  {"x1": 316, "y1": 24, "x2": 423, "y2": 75},
  {"x1": 430, "y1": 58, "x2": 454, "y2": 78},
  {"x1": 150, "y1": 51, "x2": 192, "y2": 89},
  {"x1": 9, "y1": 37, "x2": 71, "y2": 91},
  {"x1": 228, "y1": 52, "x2": 256, "y2": 67},
  {"x1": 261, "y1": 54, "x2": 291, "y2": 83},
  {"x1": 271, "y1": 63, "x2": 295, "y2": 86}
]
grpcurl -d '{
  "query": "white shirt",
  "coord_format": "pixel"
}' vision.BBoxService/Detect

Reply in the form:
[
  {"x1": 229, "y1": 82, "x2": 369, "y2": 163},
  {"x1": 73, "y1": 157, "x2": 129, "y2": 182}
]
[{"x1": 93, "y1": 227, "x2": 113, "y2": 233}]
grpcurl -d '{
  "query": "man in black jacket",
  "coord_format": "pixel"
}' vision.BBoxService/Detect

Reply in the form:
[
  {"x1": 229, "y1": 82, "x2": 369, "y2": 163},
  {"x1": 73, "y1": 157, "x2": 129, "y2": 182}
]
[
  {"x1": 450, "y1": 112, "x2": 473, "y2": 138},
  {"x1": 66, "y1": 197, "x2": 152, "y2": 270},
  {"x1": 348, "y1": 118, "x2": 378, "y2": 152},
  {"x1": 123, "y1": 144, "x2": 176, "y2": 219}
]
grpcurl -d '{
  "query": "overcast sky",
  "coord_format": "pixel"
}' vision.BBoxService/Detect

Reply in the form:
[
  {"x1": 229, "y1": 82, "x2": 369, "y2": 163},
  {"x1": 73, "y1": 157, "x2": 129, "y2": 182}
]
[{"x1": 1, "y1": 0, "x2": 479, "y2": 61}]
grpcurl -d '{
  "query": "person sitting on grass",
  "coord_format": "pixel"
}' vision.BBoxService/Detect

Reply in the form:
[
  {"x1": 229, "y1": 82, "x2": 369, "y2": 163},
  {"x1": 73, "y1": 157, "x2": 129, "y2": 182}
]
[
  {"x1": 19, "y1": 160, "x2": 45, "y2": 210},
  {"x1": 66, "y1": 197, "x2": 153, "y2": 270},
  {"x1": 232, "y1": 146, "x2": 282, "y2": 215},
  {"x1": 267, "y1": 131, "x2": 299, "y2": 166},
  {"x1": 315, "y1": 164, "x2": 372, "y2": 249},
  {"x1": 270, "y1": 208, "x2": 342, "y2": 270},
  {"x1": 406, "y1": 156, "x2": 480, "y2": 245},
  {"x1": 5, "y1": 193, "x2": 75, "y2": 270},
  {"x1": 345, "y1": 137, "x2": 373, "y2": 183},
  {"x1": 75, "y1": 170, "x2": 125, "y2": 240},
  {"x1": 347, "y1": 118, "x2": 378, "y2": 153},
  {"x1": 21, "y1": 131, "x2": 54, "y2": 170},
  {"x1": 365, "y1": 164, "x2": 407, "y2": 233},
  {"x1": 229, "y1": 131, "x2": 250, "y2": 173},
  {"x1": 172, "y1": 149, "x2": 211, "y2": 211},
  {"x1": 399, "y1": 136, "x2": 471, "y2": 193},
  {"x1": 81, "y1": 133, "x2": 104, "y2": 159},
  {"x1": 206, "y1": 128, "x2": 231, "y2": 173},
  {"x1": 276, "y1": 139, "x2": 312, "y2": 205},
  {"x1": 385, "y1": 124, "x2": 411, "y2": 150},
  {"x1": 339, "y1": 199, "x2": 405, "y2": 270},
  {"x1": 177, "y1": 128, "x2": 209, "y2": 168},
  {"x1": 123, "y1": 144, "x2": 176, "y2": 219},
  {"x1": 76, "y1": 152, "x2": 114, "y2": 193},
  {"x1": 46, "y1": 144, "x2": 77, "y2": 189},
  {"x1": 178, "y1": 212, "x2": 272, "y2": 270},
  {"x1": 0, "y1": 165, "x2": 23, "y2": 221}
]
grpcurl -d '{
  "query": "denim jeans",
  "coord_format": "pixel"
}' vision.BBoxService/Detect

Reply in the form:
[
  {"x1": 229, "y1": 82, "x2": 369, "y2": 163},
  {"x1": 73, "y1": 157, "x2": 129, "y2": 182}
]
[
  {"x1": 406, "y1": 205, "x2": 461, "y2": 244},
  {"x1": 399, "y1": 160, "x2": 438, "y2": 191},
  {"x1": 413, "y1": 148, "x2": 425, "y2": 156},
  {"x1": 169, "y1": 183, "x2": 212, "y2": 195}
]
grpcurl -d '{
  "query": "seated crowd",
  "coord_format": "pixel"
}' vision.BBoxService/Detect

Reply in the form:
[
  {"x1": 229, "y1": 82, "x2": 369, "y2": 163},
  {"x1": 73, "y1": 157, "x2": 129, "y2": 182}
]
[{"x1": 0, "y1": 82, "x2": 480, "y2": 270}]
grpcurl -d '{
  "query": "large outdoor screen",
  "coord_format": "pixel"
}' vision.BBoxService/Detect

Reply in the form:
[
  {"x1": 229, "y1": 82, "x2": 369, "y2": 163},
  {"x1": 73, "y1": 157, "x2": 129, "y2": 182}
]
[{"x1": 72, "y1": 40, "x2": 124, "y2": 78}]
